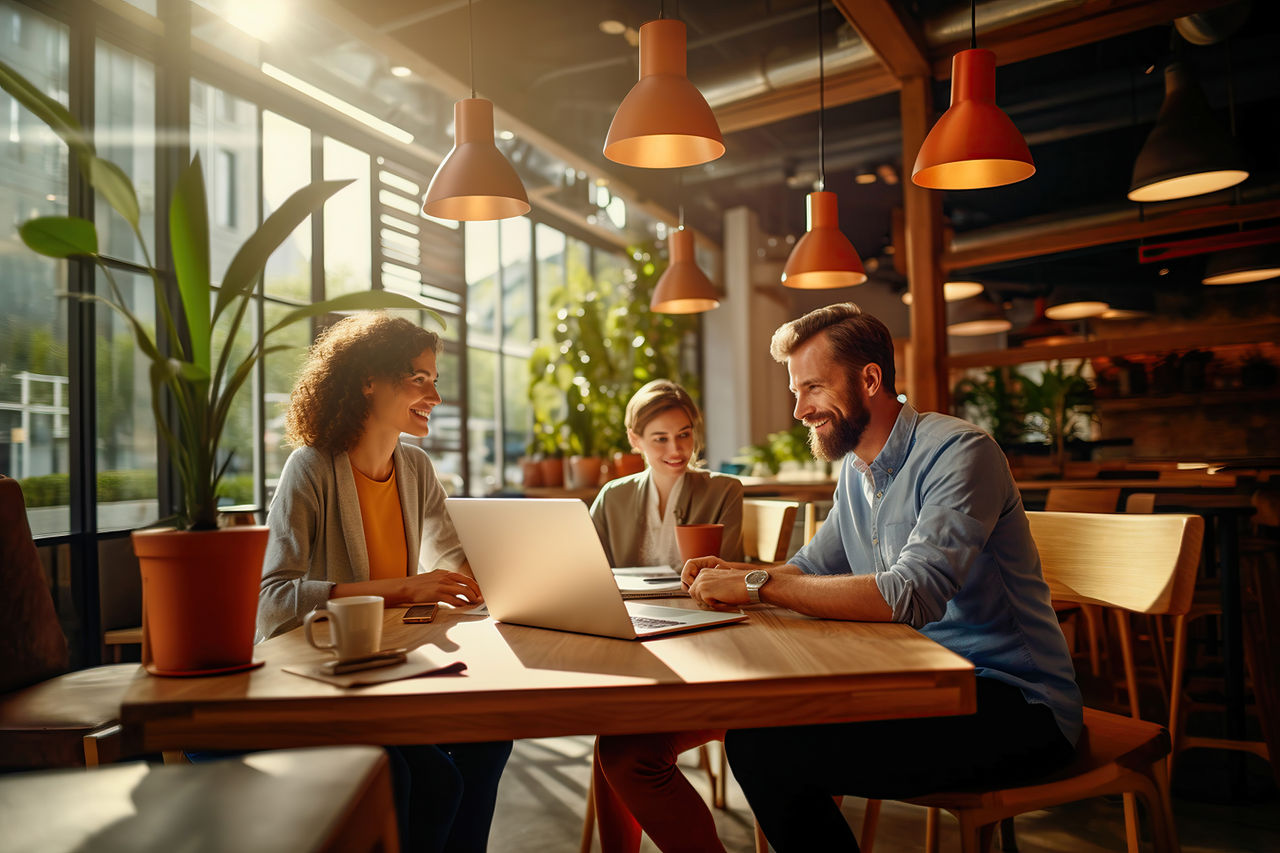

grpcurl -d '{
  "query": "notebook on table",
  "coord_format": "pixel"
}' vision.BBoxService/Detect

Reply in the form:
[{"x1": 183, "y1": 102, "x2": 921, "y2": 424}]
[
  {"x1": 612, "y1": 565, "x2": 685, "y2": 599},
  {"x1": 444, "y1": 498, "x2": 746, "y2": 640}
]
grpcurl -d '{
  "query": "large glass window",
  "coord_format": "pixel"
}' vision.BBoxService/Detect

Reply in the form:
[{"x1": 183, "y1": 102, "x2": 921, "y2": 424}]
[
  {"x1": 0, "y1": 3, "x2": 70, "y2": 534},
  {"x1": 322, "y1": 137, "x2": 370, "y2": 296},
  {"x1": 94, "y1": 40, "x2": 154, "y2": 264},
  {"x1": 190, "y1": 80, "x2": 258, "y2": 279}
]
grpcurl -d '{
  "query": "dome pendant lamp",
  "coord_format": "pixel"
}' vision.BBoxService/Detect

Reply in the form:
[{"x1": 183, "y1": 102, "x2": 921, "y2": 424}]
[
  {"x1": 781, "y1": 0, "x2": 866, "y2": 290},
  {"x1": 912, "y1": 0, "x2": 1034, "y2": 190},
  {"x1": 1128, "y1": 60, "x2": 1248, "y2": 203},
  {"x1": 652, "y1": 214, "x2": 720, "y2": 313},
  {"x1": 604, "y1": 7, "x2": 724, "y2": 169},
  {"x1": 422, "y1": 0, "x2": 530, "y2": 221}
]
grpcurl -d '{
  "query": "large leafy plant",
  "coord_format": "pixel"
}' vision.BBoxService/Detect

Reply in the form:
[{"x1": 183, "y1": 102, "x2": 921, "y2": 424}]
[{"x1": 2, "y1": 60, "x2": 439, "y2": 530}]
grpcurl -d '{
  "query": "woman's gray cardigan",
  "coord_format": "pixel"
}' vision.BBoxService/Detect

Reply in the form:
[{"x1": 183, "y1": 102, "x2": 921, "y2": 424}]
[
  {"x1": 588, "y1": 469, "x2": 745, "y2": 567},
  {"x1": 256, "y1": 443, "x2": 465, "y2": 641}
]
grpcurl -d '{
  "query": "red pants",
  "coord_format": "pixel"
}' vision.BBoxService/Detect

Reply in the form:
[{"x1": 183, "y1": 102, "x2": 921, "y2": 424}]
[{"x1": 592, "y1": 729, "x2": 727, "y2": 853}]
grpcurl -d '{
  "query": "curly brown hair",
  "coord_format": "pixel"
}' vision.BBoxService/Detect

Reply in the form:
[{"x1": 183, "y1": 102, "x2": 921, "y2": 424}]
[{"x1": 284, "y1": 313, "x2": 440, "y2": 454}]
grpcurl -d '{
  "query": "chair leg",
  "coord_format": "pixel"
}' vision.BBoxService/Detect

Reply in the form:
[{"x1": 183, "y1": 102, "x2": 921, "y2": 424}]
[
  {"x1": 82, "y1": 724, "x2": 122, "y2": 767},
  {"x1": 925, "y1": 806, "x2": 941, "y2": 853},
  {"x1": 754, "y1": 819, "x2": 769, "y2": 853},
  {"x1": 860, "y1": 798, "x2": 881, "y2": 853},
  {"x1": 1122, "y1": 791, "x2": 1141, "y2": 853},
  {"x1": 1168, "y1": 615, "x2": 1189, "y2": 780},
  {"x1": 998, "y1": 816, "x2": 1018, "y2": 852},
  {"x1": 1114, "y1": 609, "x2": 1142, "y2": 719},
  {"x1": 1081, "y1": 604, "x2": 1103, "y2": 677},
  {"x1": 716, "y1": 740, "x2": 729, "y2": 809},
  {"x1": 957, "y1": 813, "x2": 994, "y2": 853},
  {"x1": 580, "y1": 768, "x2": 596, "y2": 853}
]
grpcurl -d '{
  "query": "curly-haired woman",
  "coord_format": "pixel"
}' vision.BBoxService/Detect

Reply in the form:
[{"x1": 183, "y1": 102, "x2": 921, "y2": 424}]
[{"x1": 258, "y1": 312, "x2": 509, "y2": 853}]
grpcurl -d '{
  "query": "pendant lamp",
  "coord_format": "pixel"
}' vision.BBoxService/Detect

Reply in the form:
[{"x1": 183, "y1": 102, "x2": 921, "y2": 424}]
[
  {"x1": 1202, "y1": 244, "x2": 1280, "y2": 285},
  {"x1": 604, "y1": 16, "x2": 724, "y2": 169},
  {"x1": 422, "y1": 1, "x2": 530, "y2": 221},
  {"x1": 1045, "y1": 286, "x2": 1109, "y2": 321},
  {"x1": 781, "y1": 1, "x2": 866, "y2": 290},
  {"x1": 912, "y1": 1, "x2": 1034, "y2": 190},
  {"x1": 1128, "y1": 60, "x2": 1248, "y2": 203},
  {"x1": 651, "y1": 226, "x2": 720, "y2": 313},
  {"x1": 901, "y1": 280, "x2": 985, "y2": 305},
  {"x1": 947, "y1": 294, "x2": 1011, "y2": 336}
]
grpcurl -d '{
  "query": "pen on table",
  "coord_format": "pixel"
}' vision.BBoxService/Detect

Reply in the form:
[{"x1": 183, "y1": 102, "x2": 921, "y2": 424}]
[{"x1": 643, "y1": 577, "x2": 680, "y2": 583}]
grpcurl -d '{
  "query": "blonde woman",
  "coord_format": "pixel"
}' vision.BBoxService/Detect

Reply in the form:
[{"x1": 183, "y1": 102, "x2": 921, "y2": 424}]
[{"x1": 587, "y1": 379, "x2": 744, "y2": 853}]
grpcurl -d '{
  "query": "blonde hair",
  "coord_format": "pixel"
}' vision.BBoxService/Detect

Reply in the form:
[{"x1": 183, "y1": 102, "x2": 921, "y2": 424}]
[{"x1": 625, "y1": 380, "x2": 704, "y2": 461}]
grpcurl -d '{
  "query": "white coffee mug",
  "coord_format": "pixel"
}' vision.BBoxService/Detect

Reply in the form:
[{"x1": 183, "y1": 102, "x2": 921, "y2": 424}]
[{"x1": 304, "y1": 595, "x2": 384, "y2": 660}]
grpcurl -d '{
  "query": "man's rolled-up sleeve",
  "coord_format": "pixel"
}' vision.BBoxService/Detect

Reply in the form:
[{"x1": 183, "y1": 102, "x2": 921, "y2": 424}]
[{"x1": 874, "y1": 432, "x2": 1009, "y2": 627}]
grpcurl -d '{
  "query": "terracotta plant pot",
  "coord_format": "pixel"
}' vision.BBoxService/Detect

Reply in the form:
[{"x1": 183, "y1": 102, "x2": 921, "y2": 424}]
[
  {"x1": 537, "y1": 458, "x2": 564, "y2": 488},
  {"x1": 566, "y1": 455, "x2": 605, "y2": 489},
  {"x1": 520, "y1": 458, "x2": 545, "y2": 488},
  {"x1": 132, "y1": 526, "x2": 269, "y2": 675},
  {"x1": 612, "y1": 452, "x2": 646, "y2": 479}
]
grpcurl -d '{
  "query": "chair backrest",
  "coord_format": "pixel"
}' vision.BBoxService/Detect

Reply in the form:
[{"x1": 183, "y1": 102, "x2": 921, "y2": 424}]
[
  {"x1": 0, "y1": 475, "x2": 69, "y2": 693},
  {"x1": 1124, "y1": 492, "x2": 1157, "y2": 513},
  {"x1": 1028, "y1": 511, "x2": 1203, "y2": 617},
  {"x1": 742, "y1": 499, "x2": 800, "y2": 563},
  {"x1": 1044, "y1": 487, "x2": 1121, "y2": 513}
]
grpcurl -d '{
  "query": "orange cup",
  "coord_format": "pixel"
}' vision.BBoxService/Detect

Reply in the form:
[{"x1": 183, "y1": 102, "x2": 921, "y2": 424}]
[{"x1": 675, "y1": 523, "x2": 725, "y2": 562}]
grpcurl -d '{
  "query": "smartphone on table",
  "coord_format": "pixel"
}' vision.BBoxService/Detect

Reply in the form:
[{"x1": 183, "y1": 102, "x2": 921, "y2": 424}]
[{"x1": 402, "y1": 603, "x2": 438, "y2": 623}]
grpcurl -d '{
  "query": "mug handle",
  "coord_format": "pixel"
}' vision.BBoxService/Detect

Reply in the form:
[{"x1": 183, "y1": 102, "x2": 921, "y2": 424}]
[{"x1": 303, "y1": 609, "x2": 341, "y2": 652}]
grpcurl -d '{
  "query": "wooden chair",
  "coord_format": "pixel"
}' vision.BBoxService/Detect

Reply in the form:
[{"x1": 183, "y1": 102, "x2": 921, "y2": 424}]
[
  {"x1": 1045, "y1": 488, "x2": 1120, "y2": 681},
  {"x1": 0, "y1": 745, "x2": 400, "y2": 852},
  {"x1": 895, "y1": 511, "x2": 1203, "y2": 853},
  {"x1": 0, "y1": 475, "x2": 138, "y2": 769},
  {"x1": 742, "y1": 499, "x2": 801, "y2": 563}
]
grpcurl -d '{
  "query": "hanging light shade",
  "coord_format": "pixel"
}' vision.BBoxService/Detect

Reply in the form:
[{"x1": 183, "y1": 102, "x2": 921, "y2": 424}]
[
  {"x1": 1018, "y1": 297, "x2": 1084, "y2": 345},
  {"x1": 604, "y1": 19, "x2": 724, "y2": 169},
  {"x1": 1128, "y1": 61, "x2": 1248, "y2": 203},
  {"x1": 1202, "y1": 244, "x2": 1280, "y2": 285},
  {"x1": 947, "y1": 294, "x2": 1011, "y2": 336},
  {"x1": 901, "y1": 280, "x2": 985, "y2": 305},
  {"x1": 651, "y1": 227, "x2": 720, "y2": 313},
  {"x1": 1099, "y1": 289, "x2": 1156, "y2": 319},
  {"x1": 422, "y1": 98, "x2": 530, "y2": 221},
  {"x1": 781, "y1": 191, "x2": 866, "y2": 289},
  {"x1": 1045, "y1": 286, "x2": 1109, "y2": 320},
  {"x1": 912, "y1": 49, "x2": 1034, "y2": 190}
]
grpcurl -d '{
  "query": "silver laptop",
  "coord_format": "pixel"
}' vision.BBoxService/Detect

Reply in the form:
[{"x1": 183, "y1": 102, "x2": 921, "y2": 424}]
[{"x1": 445, "y1": 498, "x2": 747, "y2": 639}]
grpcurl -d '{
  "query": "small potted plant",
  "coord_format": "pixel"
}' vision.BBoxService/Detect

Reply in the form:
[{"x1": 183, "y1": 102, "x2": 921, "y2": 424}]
[{"x1": 3, "y1": 61, "x2": 437, "y2": 675}]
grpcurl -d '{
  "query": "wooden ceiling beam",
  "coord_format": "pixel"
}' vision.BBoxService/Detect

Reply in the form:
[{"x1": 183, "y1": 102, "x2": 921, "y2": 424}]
[
  {"x1": 716, "y1": 66, "x2": 900, "y2": 135},
  {"x1": 833, "y1": 0, "x2": 930, "y2": 79},
  {"x1": 943, "y1": 199, "x2": 1280, "y2": 271},
  {"x1": 929, "y1": 0, "x2": 1239, "y2": 78}
]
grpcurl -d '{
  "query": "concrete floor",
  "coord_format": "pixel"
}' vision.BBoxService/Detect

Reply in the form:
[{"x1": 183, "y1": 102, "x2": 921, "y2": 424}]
[{"x1": 488, "y1": 735, "x2": 1280, "y2": 852}]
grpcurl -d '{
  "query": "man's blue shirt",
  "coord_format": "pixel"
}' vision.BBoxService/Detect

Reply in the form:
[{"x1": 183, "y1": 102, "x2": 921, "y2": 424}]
[{"x1": 791, "y1": 402, "x2": 1083, "y2": 744}]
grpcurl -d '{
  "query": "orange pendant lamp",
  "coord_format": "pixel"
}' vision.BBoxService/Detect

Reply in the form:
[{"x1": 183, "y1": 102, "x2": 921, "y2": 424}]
[
  {"x1": 912, "y1": 1, "x2": 1034, "y2": 190},
  {"x1": 652, "y1": 225, "x2": 720, "y2": 313},
  {"x1": 422, "y1": 1, "x2": 530, "y2": 221},
  {"x1": 781, "y1": 0, "x2": 865, "y2": 290},
  {"x1": 604, "y1": 16, "x2": 724, "y2": 169}
]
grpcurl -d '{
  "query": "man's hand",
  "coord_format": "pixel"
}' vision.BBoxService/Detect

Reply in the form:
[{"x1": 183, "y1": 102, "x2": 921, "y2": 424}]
[
  {"x1": 680, "y1": 556, "x2": 750, "y2": 589},
  {"x1": 687, "y1": 566, "x2": 754, "y2": 610}
]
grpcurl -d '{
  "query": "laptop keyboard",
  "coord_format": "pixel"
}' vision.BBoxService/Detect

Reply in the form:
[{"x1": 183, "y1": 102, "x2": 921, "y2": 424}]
[{"x1": 630, "y1": 615, "x2": 683, "y2": 630}]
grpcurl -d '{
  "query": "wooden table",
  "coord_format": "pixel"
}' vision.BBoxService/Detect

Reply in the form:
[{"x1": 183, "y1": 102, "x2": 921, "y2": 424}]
[{"x1": 120, "y1": 603, "x2": 974, "y2": 754}]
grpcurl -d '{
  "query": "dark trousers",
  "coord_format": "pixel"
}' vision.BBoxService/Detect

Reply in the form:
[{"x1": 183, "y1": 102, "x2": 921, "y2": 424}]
[
  {"x1": 726, "y1": 677, "x2": 1074, "y2": 853},
  {"x1": 388, "y1": 740, "x2": 513, "y2": 853}
]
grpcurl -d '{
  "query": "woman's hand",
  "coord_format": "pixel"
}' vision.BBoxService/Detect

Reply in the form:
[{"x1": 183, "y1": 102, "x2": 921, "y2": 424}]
[{"x1": 398, "y1": 570, "x2": 483, "y2": 608}]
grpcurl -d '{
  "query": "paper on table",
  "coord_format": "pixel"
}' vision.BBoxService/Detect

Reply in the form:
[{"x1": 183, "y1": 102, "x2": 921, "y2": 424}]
[
  {"x1": 283, "y1": 648, "x2": 467, "y2": 687},
  {"x1": 613, "y1": 565, "x2": 685, "y2": 599}
]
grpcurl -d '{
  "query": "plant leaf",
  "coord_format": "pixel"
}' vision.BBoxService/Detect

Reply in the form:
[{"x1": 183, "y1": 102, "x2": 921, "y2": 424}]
[
  {"x1": 264, "y1": 291, "x2": 444, "y2": 338},
  {"x1": 214, "y1": 179, "x2": 353, "y2": 325},
  {"x1": 20, "y1": 216, "x2": 98, "y2": 258},
  {"x1": 0, "y1": 59, "x2": 93, "y2": 166},
  {"x1": 88, "y1": 157, "x2": 140, "y2": 228},
  {"x1": 170, "y1": 155, "x2": 212, "y2": 372}
]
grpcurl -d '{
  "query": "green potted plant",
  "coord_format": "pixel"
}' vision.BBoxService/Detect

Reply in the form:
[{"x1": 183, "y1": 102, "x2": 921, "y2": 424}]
[
  {"x1": 2, "y1": 61, "x2": 437, "y2": 675},
  {"x1": 1021, "y1": 361, "x2": 1096, "y2": 476}
]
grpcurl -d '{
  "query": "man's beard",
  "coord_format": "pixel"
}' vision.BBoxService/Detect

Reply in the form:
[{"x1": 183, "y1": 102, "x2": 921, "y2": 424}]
[{"x1": 805, "y1": 401, "x2": 870, "y2": 462}]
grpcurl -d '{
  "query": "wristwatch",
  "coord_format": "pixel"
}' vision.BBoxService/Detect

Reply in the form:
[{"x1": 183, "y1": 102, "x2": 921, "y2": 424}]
[{"x1": 744, "y1": 569, "x2": 771, "y2": 604}]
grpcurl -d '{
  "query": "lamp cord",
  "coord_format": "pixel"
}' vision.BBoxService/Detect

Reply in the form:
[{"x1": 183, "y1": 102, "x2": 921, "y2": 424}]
[
  {"x1": 970, "y1": 0, "x2": 976, "y2": 50},
  {"x1": 817, "y1": 0, "x2": 825, "y2": 191},
  {"x1": 468, "y1": 0, "x2": 476, "y2": 98}
]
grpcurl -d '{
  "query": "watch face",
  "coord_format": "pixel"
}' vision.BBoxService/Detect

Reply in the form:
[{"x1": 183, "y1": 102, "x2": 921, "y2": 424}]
[{"x1": 745, "y1": 569, "x2": 769, "y2": 587}]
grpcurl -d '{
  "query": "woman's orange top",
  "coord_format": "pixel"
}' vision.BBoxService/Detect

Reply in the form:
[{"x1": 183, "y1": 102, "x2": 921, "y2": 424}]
[{"x1": 351, "y1": 465, "x2": 409, "y2": 580}]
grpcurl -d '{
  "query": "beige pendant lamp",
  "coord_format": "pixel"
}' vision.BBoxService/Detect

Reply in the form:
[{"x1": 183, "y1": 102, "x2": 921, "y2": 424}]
[
  {"x1": 652, "y1": 221, "x2": 720, "y2": 313},
  {"x1": 604, "y1": 11, "x2": 724, "y2": 169},
  {"x1": 782, "y1": 1, "x2": 866, "y2": 290},
  {"x1": 901, "y1": 280, "x2": 985, "y2": 304},
  {"x1": 422, "y1": 0, "x2": 530, "y2": 221},
  {"x1": 912, "y1": 0, "x2": 1034, "y2": 190}
]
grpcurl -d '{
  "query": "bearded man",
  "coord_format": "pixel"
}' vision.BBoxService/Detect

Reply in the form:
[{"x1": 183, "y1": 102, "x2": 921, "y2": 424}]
[{"x1": 682, "y1": 303, "x2": 1081, "y2": 852}]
